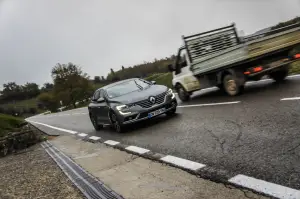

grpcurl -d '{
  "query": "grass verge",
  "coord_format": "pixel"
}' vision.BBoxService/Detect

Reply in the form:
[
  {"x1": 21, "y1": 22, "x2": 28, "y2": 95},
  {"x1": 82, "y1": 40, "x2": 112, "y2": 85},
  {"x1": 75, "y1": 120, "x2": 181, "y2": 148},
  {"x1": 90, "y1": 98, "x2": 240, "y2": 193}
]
[{"x1": 0, "y1": 114, "x2": 25, "y2": 137}]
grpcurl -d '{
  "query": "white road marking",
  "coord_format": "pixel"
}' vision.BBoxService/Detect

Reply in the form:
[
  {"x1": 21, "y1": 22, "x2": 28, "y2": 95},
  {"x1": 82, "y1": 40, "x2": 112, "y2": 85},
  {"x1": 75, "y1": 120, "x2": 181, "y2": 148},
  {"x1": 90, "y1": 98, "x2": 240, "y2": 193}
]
[
  {"x1": 280, "y1": 97, "x2": 300, "y2": 101},
  {"x1": 228, "y1": 174, "x2": 300, "y2": 199},
  {"x1": 89, "y1": 136, "x2": 101, "y2": 141},
  {"x1": 160, "y1": 155, "x2": 206, "y2": 171},
  {"x1": 104, "y1": 140, "x2": 120, "y2": 146},
  {"x1": 78, "y1": 133, "x2": 88, "y2": 137},
  {"x1": 288, "y1": 74, "x2": 300, "y2": 78},
  {"x1": 125, "y1": 146, "x2": 150, "y2": 154},
  {"x1": 178, "y1": 101, "x2": 240, "y2": 108},
  {"x1": 27, "y1": 121, "x2": 78, "y2": 134}
]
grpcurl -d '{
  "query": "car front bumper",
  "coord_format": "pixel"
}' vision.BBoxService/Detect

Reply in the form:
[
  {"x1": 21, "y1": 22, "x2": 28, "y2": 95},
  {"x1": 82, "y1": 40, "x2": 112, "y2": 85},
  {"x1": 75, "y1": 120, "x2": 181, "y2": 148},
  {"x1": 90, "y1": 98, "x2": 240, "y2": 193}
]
[{"x1": 121, "y1": 98, "x2": 177, "y2": 125}]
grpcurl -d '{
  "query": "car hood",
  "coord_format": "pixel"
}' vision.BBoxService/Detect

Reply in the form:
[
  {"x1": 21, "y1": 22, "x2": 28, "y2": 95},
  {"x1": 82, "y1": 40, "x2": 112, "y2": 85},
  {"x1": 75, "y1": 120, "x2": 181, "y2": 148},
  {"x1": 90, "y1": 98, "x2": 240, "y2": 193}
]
[{"x1": 109, "y1": 85, "x2": 168, "y2": 104}]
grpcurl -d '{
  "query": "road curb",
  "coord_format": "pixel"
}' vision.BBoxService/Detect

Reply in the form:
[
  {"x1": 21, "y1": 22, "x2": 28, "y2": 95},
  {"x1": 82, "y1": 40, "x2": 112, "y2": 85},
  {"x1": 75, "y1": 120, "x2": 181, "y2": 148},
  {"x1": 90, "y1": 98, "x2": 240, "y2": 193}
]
[{"x1": 27, "y1": 121, "x2": 300, "y2": 199}]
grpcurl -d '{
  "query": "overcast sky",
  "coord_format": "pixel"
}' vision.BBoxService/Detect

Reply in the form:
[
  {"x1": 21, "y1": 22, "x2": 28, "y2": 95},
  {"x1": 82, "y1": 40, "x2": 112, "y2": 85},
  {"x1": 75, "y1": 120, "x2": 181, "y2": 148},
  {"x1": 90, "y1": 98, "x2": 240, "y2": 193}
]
[{"x1": 0, "y1": 0, "x2": 299, "y2": 88}]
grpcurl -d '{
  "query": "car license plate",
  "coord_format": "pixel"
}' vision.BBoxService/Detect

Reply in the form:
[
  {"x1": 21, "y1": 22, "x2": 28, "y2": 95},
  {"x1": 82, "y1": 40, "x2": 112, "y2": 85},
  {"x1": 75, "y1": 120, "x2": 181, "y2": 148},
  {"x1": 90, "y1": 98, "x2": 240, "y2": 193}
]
[{"x1": 148, "y1": 108, "x2": 166, "y2": 118}]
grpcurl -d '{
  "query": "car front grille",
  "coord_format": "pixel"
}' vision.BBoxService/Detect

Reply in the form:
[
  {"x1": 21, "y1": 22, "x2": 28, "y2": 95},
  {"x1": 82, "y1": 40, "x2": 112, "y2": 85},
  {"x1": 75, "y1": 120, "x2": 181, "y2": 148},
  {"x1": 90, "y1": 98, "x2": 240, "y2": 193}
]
[{"x1": 131, "y1": 91, "x2": 167, "y2": 109}]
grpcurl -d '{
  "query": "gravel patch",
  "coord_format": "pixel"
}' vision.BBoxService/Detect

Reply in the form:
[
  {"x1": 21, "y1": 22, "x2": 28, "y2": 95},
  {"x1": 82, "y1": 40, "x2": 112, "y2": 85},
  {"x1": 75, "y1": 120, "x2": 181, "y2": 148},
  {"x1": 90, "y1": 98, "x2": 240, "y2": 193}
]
[{"x1": 0, "y1": 144, "x2": 84, "y2": 199}]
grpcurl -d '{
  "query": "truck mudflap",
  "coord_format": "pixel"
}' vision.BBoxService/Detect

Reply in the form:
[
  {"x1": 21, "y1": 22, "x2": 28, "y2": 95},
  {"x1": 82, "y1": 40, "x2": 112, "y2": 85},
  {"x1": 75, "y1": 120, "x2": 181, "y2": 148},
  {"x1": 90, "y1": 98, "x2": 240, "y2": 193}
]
[{"x1": 244, "y1": 53, "x2": 300, "y2": 77}]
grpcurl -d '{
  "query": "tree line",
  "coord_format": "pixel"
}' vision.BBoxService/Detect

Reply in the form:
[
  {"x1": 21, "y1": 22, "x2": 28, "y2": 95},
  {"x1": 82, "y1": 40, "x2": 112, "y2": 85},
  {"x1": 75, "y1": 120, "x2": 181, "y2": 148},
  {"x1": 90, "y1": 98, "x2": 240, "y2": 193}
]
[
  {"x1": 95, "y1": 56, "x2": 175, "y2": 83},
  {"x1": 0, "y1": 55, "x2": 174, "y2": 116},
  {"x1": 271, "y1": 16, "x2": 300, "y2": 30}
]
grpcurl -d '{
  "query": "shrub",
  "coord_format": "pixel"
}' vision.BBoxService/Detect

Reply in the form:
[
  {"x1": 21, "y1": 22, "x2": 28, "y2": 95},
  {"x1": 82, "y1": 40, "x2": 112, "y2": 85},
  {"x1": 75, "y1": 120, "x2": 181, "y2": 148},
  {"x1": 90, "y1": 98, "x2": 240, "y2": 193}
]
[{"x1": 0, "y1": 114, "x2": 25, "y2": 137}]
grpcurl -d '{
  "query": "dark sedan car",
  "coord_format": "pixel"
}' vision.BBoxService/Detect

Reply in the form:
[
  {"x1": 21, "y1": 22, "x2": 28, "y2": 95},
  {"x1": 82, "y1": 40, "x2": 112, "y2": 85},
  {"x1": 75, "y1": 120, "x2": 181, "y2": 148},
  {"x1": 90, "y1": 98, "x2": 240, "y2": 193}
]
[{"x1": 88, "y1": 78, "x2": 177, "y2": 133}]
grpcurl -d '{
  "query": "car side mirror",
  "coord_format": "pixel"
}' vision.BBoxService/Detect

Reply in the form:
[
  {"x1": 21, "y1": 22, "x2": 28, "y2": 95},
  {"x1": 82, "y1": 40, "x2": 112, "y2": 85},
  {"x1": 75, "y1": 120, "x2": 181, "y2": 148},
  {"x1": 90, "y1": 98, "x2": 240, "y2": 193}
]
[
  {"x1": 97, "y1": 97, "x2": 105, "y2": 103},
  {"x1": 151, "y1": 81, "x2": 156, "y2": 85},
  {"x1": 168, "y1": 64, "x2": 175, "y2": 72}
]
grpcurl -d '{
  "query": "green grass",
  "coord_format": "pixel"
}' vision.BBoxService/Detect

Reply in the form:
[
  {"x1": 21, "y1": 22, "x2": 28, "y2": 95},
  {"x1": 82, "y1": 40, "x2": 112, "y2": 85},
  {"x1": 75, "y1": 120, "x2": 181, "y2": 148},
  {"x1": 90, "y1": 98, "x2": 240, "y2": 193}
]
[
  {"x1": 145, "y1": 73, "x2": 173, "y2": 88},
  {"x1": 0, "y1": 98, "x2": 38, "y2": 109},
  {"x1": 289, "y1": 60, "x2": 300, "y2": 75},
  {"x1": 0, "y1": 114, "x2": 25, "y2": 137}
]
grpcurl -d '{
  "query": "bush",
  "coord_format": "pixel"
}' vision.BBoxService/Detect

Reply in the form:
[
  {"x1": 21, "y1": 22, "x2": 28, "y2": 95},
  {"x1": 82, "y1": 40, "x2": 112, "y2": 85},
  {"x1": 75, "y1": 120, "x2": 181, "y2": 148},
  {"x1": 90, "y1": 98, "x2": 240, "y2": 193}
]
[
  {"x1": 37, "y1": 92, "x2": 59, "y2": 112},
  {"x1": 29, "y1": 107, "x2": 37, "y2": 114},
  {"x1": 0, "y1": 114, "x2": 25, "y2": 137}
]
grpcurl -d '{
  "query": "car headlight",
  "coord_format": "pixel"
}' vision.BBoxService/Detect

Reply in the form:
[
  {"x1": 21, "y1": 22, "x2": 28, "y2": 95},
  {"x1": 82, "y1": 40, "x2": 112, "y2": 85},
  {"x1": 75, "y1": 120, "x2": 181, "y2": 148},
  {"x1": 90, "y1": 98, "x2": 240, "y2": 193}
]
[
  {"x1": 167, "y1": 89, "x2": 175, "y2": 99},
  {"x1": 116, "y1": 105, "x2": 132, "y2": 115}
]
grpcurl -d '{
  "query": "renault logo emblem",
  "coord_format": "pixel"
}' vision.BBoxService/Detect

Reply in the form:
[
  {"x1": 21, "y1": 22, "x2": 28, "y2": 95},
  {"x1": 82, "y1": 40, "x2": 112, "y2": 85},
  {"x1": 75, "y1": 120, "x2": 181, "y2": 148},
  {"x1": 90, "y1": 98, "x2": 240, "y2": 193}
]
[{"x1": 149, "y1": 96, "x2": 156, "y2": 104}]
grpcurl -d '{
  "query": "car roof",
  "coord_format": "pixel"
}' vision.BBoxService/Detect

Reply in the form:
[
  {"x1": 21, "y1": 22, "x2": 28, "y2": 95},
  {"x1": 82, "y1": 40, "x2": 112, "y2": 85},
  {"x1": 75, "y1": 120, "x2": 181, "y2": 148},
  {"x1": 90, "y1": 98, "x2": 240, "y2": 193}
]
[{"x1": 97, "y1": 78, "x2": 140, "y2": 91}]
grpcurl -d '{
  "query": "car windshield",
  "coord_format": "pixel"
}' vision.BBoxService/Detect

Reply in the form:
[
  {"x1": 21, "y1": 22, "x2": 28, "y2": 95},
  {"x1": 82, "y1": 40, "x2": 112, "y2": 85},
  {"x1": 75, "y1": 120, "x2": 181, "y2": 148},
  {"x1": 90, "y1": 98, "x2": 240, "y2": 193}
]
[{"x1": 106, "y1": 79, "x2": 151, "y2": 98}]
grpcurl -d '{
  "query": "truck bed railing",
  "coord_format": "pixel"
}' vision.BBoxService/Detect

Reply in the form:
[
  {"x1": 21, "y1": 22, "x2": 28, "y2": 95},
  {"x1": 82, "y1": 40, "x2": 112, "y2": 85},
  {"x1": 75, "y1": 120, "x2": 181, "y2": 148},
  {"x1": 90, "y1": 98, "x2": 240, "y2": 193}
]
[{"x1": 182, "y1": 24, "x2": 240, "y2": 63}]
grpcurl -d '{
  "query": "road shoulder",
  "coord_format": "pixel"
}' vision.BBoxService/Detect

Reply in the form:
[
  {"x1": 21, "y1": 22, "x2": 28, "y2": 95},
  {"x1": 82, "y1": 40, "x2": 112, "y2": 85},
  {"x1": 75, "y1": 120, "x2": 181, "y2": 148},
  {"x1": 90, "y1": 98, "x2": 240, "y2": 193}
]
[{"x1": 50, "y1": 135, "x2": 268, "y2": 199}]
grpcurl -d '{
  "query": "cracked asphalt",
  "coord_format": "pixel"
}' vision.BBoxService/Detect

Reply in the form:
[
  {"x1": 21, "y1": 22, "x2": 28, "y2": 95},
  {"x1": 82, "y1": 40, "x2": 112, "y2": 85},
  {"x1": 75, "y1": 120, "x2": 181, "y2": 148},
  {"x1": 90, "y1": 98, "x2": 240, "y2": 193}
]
[{"x1": 30, "y1": 75, "x2": 300, "y2": 190}]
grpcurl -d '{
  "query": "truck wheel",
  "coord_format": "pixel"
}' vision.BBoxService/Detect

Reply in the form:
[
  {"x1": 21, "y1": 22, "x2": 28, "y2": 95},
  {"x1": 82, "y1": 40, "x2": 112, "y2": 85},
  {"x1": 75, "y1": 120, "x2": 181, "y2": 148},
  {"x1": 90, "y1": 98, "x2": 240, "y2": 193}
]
[
  {"x1": 217, "y1": 84, "x2": 225, "y2": 92},
  {"x1": 176, "y1": 85, "x2": 190, "y2": 102},
  {"x1": 269, "y1": 69, "x2": 288, "y2": 82},
  {"x1": 223, "y1": 74, "x2": 244, "y2": 96}
]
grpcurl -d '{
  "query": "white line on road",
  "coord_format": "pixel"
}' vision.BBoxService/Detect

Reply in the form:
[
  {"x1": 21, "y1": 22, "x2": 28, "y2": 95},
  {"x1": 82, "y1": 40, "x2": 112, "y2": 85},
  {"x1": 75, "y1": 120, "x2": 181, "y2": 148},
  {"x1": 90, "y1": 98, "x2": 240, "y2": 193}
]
[
  {"x1": 178, "y1": 101, "x2": 240, "y2": 108},
  {"x1": 125, "y1": 146, "x2": 150, "y2": 154},
  {"x1": 104, "y1": 140, "x2": 120, "y2": 146},
  {"x1": 89, "y1": 136, "x2": 101, "y2": 141},
  {"x1": 77, "y1": 133, "x2": 88, "y2": 137},
  {"x1": 280, "y1": 97, "x2": 300, "y2": 101},
  {"x1": 228, "y1": 174, "x2": 300, "y2": 199},
  {"x1": 160, "y1": 155, "x2": 206, "y2": 171},
  {"x1": 27, "y1": 121, "x2": 78, "y2": 134}
]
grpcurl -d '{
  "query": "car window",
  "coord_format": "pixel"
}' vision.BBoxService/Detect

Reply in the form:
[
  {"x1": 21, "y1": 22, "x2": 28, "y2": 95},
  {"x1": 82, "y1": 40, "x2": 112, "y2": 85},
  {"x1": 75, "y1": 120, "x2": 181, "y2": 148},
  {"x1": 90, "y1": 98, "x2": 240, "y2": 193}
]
[
  {"x1": 93, "y1": 90, "x2": 100, "y2": 100},
  {"x1": 99, "y1": 90, "x2": 104, "y2": 98},
  {"x1": 106, "y1": 80, "x2": 150, "y2": 98}
]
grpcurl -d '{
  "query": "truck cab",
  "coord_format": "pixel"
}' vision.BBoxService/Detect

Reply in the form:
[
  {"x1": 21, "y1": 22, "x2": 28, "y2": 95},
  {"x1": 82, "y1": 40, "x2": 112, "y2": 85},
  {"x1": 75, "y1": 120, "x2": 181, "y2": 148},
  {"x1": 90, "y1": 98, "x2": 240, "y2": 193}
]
[{"x1": 169, "y1": 47, "x2": 201, "y2": 101}]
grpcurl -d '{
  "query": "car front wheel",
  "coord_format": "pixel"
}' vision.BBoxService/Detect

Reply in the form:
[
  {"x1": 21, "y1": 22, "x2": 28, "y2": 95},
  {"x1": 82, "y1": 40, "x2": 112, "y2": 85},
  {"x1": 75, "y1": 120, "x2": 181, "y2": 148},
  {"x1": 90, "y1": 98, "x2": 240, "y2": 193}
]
[{"x1": 110, "y1": 112, "x2": 123, "y2": 133}]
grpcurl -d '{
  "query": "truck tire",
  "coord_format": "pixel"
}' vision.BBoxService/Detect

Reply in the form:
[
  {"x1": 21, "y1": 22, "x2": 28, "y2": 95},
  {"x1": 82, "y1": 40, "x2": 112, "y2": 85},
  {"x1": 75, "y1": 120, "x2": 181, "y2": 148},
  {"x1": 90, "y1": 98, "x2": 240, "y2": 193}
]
[
  {"x1": 176, "y1": 84, "x2": 190, "y2": 102},
  {"x1": 217, "y1": 84, "x2": 224, "y2": 92},
  {"x1": 269, "y1": 68, "x2": 288, "y2": 82},
  {"x1": 223, "y1": 74, "x2": 244, "y2": 96}
]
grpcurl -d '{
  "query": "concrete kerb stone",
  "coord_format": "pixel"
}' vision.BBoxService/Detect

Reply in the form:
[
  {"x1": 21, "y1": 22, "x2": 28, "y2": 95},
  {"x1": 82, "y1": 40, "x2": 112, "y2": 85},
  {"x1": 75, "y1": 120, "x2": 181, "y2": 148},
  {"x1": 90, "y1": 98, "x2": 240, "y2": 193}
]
[
  {"x1": 28, "y1": 123, "x2": 273, "y2": 198},
  {"x1": 78, "y1": 137, "x2": 273, "y2": 198}
]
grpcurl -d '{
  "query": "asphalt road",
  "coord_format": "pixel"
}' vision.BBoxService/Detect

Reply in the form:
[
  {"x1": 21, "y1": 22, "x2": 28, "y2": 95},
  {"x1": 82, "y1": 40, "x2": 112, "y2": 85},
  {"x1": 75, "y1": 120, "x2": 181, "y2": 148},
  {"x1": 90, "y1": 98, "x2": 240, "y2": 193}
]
[{"x1": 30, "y1": 75, "x2": 300, "y2": 190}]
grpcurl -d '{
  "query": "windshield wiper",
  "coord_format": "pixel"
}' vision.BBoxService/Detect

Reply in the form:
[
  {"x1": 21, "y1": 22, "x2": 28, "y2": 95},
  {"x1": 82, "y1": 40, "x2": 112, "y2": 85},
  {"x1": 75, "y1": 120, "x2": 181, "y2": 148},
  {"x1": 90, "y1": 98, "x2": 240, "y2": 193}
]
[{"x1": 134, "y1": 80, "x2": 143, "y2": 90}]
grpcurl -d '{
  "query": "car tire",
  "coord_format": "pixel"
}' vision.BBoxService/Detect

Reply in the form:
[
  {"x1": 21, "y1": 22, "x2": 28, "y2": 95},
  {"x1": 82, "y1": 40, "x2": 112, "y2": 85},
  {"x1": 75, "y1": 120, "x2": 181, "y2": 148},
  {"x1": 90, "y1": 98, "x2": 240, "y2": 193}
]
[
  {"x1": 223, "y1": 74, "x2": 244, "y2": 96},
  {"x1": 90, "y1": 114, "x2": 103, "y2": 131},
  {"x1": 176, "y1": 84, "x2": 190, "y2": 102},
  {"x1": 110, "y1": 112, "x2": 123, "y2": 133},
  {"x1": 166, "y1": 108, "x2": 176, "y2": 116}
]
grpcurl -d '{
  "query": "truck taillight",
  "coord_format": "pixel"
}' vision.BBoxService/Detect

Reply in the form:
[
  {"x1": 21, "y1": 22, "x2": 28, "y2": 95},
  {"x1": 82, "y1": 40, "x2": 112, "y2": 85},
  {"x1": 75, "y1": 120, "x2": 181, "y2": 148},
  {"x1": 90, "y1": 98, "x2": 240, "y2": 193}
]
[
  {"x1": 295, "y1": 54, "x2": 300, "y2": 59},
  {"x1": 253, "y1": 66, "x2": 263, "y2": 72}
]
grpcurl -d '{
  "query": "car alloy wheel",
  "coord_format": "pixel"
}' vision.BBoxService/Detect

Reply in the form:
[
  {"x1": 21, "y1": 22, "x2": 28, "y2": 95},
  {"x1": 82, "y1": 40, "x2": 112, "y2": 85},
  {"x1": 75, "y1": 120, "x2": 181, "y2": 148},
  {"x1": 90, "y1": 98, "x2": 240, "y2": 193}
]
[{"x1": 111, "y1": 113, "x2": 122, "y2": 133}]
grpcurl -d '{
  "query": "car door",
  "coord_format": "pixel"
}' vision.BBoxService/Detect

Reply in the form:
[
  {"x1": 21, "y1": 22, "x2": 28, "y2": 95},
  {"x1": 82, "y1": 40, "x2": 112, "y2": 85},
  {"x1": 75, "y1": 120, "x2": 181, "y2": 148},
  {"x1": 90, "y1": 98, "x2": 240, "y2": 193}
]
[
  {"x1": 90, "y1": 90, "x2": 101, "y2": 118},
  {"x1": 96, "y1": 89, "x2": 110, "y2": 124}
]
